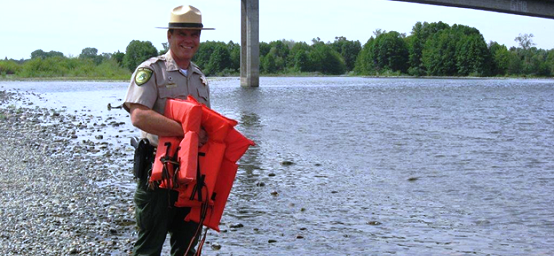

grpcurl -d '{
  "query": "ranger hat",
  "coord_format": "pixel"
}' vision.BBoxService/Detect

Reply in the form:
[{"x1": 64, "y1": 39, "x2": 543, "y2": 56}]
[{"x1": 157, "y1": 5, "x2": 214, "y2": 30}]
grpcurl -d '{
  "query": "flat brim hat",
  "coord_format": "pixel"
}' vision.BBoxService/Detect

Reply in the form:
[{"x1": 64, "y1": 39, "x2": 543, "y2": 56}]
[{"x1": 157, "y1": 5, "x2": 214, "y2": 30}]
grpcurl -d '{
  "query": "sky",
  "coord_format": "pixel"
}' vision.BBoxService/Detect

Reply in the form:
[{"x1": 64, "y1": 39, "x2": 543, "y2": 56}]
[{"x1": 1, "y1": 0, "x2": 553, "y2": 60}]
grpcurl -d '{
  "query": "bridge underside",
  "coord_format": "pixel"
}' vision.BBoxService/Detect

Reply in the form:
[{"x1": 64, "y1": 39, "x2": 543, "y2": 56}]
[{"x1": 391, "y1": 0, "x2": 554, "y2": 19}]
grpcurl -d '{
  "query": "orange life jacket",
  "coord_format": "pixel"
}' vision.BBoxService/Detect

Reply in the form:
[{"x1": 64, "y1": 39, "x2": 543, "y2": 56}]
[
  {"x1": 150, "y1": 99, "x2": 202, "y2": 188},
  {"x1": 183, "y1": 128, "x2": 254, "y2": 232},
  {"x1": 151, "y1": 96, "x2": 255, "y2": 232}
]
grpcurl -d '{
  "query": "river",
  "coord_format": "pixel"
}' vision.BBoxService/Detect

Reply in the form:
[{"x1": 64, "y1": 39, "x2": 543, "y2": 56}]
[{"x1": 1, "y1": 77, "x2": 553, "y2": 255}]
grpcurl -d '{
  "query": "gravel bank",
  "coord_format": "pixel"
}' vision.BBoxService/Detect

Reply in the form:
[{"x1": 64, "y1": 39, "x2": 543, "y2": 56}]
[{"x1": 0, "y1": 90, "x2": 136, "y2": 255}]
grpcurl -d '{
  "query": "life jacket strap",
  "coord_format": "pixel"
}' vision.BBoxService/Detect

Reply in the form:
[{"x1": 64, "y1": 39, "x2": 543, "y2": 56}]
[
  {"x1": 185, "y1": 199, "x2": 209, "y2": 256},
  {"x1": 155, "y1": 141, "x2": 181, "y2": 207},
  {"x1": 190, "y1": 152, "x2": 207, "y2": 201}
]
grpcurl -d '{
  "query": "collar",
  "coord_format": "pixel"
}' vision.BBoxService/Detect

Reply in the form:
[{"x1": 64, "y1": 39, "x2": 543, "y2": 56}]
[
  {"x1": 164, "y1": 51, "x2": 180, "y2": 72},
  {"x1": 164, "y1": 51, "x2": 201, "y2": 75}
]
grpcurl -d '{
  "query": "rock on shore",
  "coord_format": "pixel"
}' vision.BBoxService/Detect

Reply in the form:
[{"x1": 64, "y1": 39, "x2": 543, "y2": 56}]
[{"x1": 0, "y1": 90, "x2": 136, "y2": 255}]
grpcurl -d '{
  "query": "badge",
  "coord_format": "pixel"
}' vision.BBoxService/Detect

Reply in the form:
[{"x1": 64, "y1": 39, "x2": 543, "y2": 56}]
[
  {"x1": 165, "y1": 76, "x2": 177, "y2": 88},
  {"x1": 135, "y1": 68, "x2": 153, "y2": 86}
]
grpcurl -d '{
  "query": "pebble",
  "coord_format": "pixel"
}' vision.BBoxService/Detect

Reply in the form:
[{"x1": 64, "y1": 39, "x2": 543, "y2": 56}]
[
  {"x1": 408, "y1": 177, "x2": 419, "y2": 182},
  {"x1": 229, "y1": 223, "x2": 244, "y2": 229},
  {"x1": 211, "y1": 243, "x2": 222, "y2": 250},
  {"x1": 0, "y1": 90, "x2": 135, "y2": 255},
  {"x1": 280, "y1": 160, "x2": 294, "y2": 166}
]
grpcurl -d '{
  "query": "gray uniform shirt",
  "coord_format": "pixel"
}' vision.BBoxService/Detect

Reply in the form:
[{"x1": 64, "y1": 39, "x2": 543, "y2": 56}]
[{"x1": 124, "y1": 50, "x2": 210, "y2": 145}]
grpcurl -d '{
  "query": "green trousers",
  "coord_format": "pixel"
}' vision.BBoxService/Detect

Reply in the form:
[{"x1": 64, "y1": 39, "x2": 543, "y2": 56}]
[{"x1": 133, "y1": 180, "x2": 201, "y2": 256}]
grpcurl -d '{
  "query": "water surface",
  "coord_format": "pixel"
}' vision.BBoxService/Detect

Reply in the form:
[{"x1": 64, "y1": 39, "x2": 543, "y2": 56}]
[{"x1": 2, "y1": 77, "x2": 553, "y2": 255}]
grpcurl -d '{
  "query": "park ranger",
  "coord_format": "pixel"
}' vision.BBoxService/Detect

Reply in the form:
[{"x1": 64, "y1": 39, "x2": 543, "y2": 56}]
[{"x1": 123, "y1": 5, "x2": 213, "y2": 256}]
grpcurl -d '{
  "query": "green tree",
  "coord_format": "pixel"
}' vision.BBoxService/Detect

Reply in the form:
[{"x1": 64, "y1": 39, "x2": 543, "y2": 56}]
[
  {"x1": 420, "y1": 24, "x2": 489, "y2": 76},
  {"x1": 265, "y1": 45, "x2": 287, "y2": 73},
  {"x1": 373, "y1": 29, "x2": 386, "y2": 37},
  {"x1": 112, "y1": 51, "x2": 125, "y2": 66},
  {"x1": 261, "y1": 52, "x2": 277, "y2": 74},
  {"x1": 31, "y1": 49, "x2": 47, "y2": 59},
  {"x1": 123, "y1": 40, "x2": 158, "y2": 71},
  {"x1": 512, "y1": 33, "x2": 538, "y2": 75},
  {"x1": 288, "y1": 41, "x2": 311, "y2": 72},
  {"x1": 293, "y1": 50, "x2": 309, "y2": 72},
  {"x1": 373, "y1": 31, "x2": 409, "y2": 73},
  {"x1": 80, "y1": 47, "x2": 98, "y2": 59},
  {"x1": 31, "y1": 49, "x2": 64, "y2": 59},
  {"x1": 205, "y1": 44, "x2": 231, "y2": 76},
  {"x1": 193, "y1": 41, "x2": 220, "y2": 70},
  {"x1": 309, "y1": 40, "x2": 346, "y2": 75},
  {"x1": 506, "y1": 48, "x2": 522, "y2": 75},
  {"x1": 547, "y1": 49, "x2": 554, "y2": 76},
  {"x1": 515, "y1": 33, "x2": 535, "y2": 50},
  {"x1": 259, "y1": 42, "x2": 271, "y2": 58},
  {"x1": 354, "y1": 36, "x2": 376, "y2": 75},
  {"x1": 331, "y1": 36, "x2": 361, "y2": 72},
  {"x1": 260, "y1": 40, "x2": 290, "y2": 73},
  {"x1": 455, "y1": 33, "x2": 490, "y2": 76},
  {"x1": 228, "y1": 41, "x2": 241, "y2": 73},
  {"x1": 79, "y1": 47, "x2": 103, "y2": 65},
  {"x1": 422, "y1": 30, "x2": 458, "y2": 76},
  {"x1": 406, "y1": 21, "x2": 450, "y2": 76},
  {"x1": 268, "y1": 40, "x2": 289, "y2": 61},
  {"x1": 356, "y1": 31, "x2": 409, "y2": 74},
  {"x1": 528, "y1": 48, "x2": 550, "y2": 76},
  {"x1": 159, "y1": 43, "x2": 169, "y2": 55},
  {"x1": 193, "y1": 41, "x2": 238, "y2": 75},
  {"x1": 0, "y1": 59, "x2": 21, "y2": 75},
  {"x1": 489, "y1": 42, "x2": 510, "y2": 76}
]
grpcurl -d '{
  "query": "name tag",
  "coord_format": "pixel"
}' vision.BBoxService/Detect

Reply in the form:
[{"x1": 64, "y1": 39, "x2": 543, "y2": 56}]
[{"x1": 166, "y1": 83, "x2": 177, "y2": 88}]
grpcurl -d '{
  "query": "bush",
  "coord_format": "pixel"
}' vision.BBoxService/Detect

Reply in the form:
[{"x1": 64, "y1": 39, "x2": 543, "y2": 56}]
[
  {"x1": 0, "y1": 60, "x2": 22, "y2": 75},
  {"x1": 14, "y1": 56, "x2": 131, "y2": 79}
]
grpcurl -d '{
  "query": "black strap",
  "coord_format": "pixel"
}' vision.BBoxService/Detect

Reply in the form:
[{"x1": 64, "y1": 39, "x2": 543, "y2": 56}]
[
  {"x1": 157, "y1": 141, "x2": 180, "y2": 207},
  {"x1": 168, "y1": 22, "x2": 203, "y2": 28},
  {"x1": 190, "y1": 152, "x2": 206, "y2": 201},
  {"x1": 185, "y1": 152, "x2": 210, "y2": 256}
]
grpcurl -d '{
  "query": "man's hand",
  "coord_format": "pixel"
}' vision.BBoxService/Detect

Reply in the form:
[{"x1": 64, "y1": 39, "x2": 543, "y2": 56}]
[
  {"x1": 129, "y1": 103, "x2": 184, "y2": 137},
  {"x1": 198, "y1": 128, "x2": 208, "y2": 147}
]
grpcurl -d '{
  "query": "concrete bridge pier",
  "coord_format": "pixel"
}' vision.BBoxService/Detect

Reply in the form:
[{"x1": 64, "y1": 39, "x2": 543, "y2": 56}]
[{"x1": 240, "y1": 0, "x2": 260, "y2": 87}]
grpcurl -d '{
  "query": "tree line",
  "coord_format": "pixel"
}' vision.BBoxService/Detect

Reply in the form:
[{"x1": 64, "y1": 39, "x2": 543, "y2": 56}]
[{"x1": 1, "y1": 21, "x2": 553, "y2": 79}]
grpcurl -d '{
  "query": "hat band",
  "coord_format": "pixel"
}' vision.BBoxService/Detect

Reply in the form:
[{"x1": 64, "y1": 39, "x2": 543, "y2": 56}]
[{"x1": 168, "y1": 22, "x2": 204, "y2": 28}]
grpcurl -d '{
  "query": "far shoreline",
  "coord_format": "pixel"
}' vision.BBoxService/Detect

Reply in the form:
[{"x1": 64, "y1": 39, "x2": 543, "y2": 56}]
[{"x1": 1, "y1": 75, "x2": 553, "y2": 83}]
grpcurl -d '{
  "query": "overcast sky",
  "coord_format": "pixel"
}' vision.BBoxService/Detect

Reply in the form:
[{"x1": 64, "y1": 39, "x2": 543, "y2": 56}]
[{"x1": 1, "y1": 0, "x2": 553, "y2": 60}]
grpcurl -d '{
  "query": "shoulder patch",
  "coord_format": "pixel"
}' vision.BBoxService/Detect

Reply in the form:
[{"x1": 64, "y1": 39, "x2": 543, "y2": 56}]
[{"x1": 135, "y1": 68, "x2": 153, "y2": 86}]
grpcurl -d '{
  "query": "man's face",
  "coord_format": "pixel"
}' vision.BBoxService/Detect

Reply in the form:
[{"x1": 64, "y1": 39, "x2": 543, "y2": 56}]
[{"x1": 168, "y1": 29, "x2": 201, "y2": 63}]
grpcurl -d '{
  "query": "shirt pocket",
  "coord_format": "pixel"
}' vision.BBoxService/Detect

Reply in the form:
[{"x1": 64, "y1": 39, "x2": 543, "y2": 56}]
[{"x1": 157, "y1": 83, "x2": 188, "y2": 99}]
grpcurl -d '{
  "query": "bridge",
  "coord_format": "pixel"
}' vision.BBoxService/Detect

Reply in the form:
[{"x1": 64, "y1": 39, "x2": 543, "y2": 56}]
[{"x1": 239, "y1": 0, "x2": 554, "y2": 87}]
